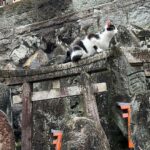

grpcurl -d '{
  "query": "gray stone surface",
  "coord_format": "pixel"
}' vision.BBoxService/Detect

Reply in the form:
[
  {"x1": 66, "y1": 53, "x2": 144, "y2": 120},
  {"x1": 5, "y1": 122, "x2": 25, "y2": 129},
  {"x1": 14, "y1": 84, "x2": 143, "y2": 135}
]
[
  {"x1": 71, "y1": 0, "x2": 112, "y2": 11},
  {"x1": 131, "y1": 93, "x2": 150, "y2": 150},
  {"x1": 23, "y1": 50, "x2": 49, "y2": 69},
  {"x1": 3, "y1": 62, "x2": 17, "y2": 70},
  {"x1": 0, "y1": 0, "x2": 149, "y2": 69},
  {"x1": 10, "y1": 44, "x2": 32, "y2": 65}
]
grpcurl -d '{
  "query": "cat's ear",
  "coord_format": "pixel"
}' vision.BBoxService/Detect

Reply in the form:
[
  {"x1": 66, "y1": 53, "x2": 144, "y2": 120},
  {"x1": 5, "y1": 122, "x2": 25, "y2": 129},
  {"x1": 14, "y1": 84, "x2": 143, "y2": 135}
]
[
  {"x1": 106, "y1": 19, "x2": 111, "y2": 28},
  {"x1": 67, "y1": 50, "x2": 71, "y2": 56}
]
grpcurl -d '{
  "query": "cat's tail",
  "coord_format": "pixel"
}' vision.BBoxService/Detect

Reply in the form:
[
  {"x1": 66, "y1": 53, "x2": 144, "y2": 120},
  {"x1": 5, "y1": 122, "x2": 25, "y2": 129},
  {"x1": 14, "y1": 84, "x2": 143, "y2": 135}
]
[
  {"x1": 63, "y1": 51, "x2": 71, "y2": 63},
  {"x1": 71, "y1": 48, "x2": 83, "y2": 62}
]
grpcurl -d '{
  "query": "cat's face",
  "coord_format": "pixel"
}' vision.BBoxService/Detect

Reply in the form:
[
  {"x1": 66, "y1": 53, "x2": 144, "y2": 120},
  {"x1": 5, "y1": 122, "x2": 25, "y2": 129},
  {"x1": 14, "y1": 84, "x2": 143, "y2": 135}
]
[{"x1": 105, "y1": 20, "x2": 118, "y2": 35}]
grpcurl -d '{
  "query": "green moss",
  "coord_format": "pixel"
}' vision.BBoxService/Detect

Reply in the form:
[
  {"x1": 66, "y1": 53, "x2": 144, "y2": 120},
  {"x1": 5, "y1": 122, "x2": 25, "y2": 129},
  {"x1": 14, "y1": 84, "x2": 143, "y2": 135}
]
[{"x1": 15, "y1": 141, "x2": 21, "y2": 150}]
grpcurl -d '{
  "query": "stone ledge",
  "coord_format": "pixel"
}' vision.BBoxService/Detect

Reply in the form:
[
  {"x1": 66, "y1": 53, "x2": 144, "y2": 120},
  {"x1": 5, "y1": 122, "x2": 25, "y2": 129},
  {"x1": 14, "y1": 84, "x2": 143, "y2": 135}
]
[{"x1": 0, "y1": 51, "x2": 110, "y2": 85}]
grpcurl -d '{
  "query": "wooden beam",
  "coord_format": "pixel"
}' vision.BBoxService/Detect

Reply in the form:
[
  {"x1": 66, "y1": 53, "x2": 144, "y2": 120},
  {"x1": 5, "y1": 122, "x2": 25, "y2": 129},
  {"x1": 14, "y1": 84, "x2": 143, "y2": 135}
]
[
  {"x1": 81, "y1": 72, "x2": 101, "y2": 127},
  {"x1": 12, "y1": 83, "x2": 107, "y2": 104},
  {"x1": 32, "y1": 86, "x2": 81, "y2": 101},
  {"x1": 0, "y1": 53, "x2": 108, "y2": 86},
  {"x1": 0, "y1": 52, "x2": 109, "y2": 78},
  {"x1": 123, "y1": 50, "x2": 150, "y2": 66},
  {"x1": 21, "y1": 83, "x2": 32, "y2": 150},
  {"x1": 79, "y1": 72, "x2": 110, "y2": 149},
  {"x1": 123, "y1": 51, "x2": 143, "y2": 64}
]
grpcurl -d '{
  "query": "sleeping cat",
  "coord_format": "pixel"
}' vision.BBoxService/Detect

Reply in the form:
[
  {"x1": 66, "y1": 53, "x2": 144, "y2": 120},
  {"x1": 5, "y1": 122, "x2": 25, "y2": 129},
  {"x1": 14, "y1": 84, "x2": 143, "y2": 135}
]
[{"x1": 64, "y1": 20, "x2": 118, "y2": 63}]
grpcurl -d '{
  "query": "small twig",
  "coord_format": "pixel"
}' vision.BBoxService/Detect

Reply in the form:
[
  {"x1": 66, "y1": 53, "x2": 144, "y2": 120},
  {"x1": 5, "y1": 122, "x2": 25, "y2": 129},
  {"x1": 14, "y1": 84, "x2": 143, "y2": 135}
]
[{"x1": 138, "y1": 146, "x2": 143, "y2": 150}]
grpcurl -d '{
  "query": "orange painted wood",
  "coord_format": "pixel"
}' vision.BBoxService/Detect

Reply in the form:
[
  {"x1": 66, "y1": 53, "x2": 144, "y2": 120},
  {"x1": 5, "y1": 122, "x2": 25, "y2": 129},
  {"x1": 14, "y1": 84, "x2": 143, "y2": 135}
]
[
  {"x1": 118, "y1": 102, "x2": 134, "y2": 149},
  {"x1": 51, "y1": 130, "x2": 63, "y2": 150}
]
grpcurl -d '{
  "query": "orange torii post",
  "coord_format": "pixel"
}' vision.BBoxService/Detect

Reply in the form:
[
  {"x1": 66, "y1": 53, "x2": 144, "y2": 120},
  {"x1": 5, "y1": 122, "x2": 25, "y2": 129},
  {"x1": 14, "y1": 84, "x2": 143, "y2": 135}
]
[
  {"x1": 51, "y1": 129, "x2": 63, "y2": 150},
  {"x1": 117, "y1": 102, "x2": 134, "y2": 149}
]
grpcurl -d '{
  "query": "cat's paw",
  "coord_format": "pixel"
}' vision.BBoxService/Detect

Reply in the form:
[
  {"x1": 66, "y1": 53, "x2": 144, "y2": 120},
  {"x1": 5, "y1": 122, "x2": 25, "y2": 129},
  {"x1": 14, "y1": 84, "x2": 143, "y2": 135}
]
[{"x1": 97, "y1": 48, "x2": 103, "y2": 53}]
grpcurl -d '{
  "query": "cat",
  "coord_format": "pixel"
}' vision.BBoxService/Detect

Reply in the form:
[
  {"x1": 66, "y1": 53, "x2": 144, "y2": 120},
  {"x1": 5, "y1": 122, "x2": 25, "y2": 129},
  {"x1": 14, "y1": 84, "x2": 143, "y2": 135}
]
[{"x1": 64, "y1": 20, "x2": 118, "y2": 63}]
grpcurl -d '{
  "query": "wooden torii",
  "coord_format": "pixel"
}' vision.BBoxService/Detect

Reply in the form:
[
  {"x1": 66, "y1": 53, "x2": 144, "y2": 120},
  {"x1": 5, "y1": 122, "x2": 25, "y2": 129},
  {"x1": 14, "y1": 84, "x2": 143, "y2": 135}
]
[{"x1": 0, "y1": 52, "x2": 110, "y2": 150}]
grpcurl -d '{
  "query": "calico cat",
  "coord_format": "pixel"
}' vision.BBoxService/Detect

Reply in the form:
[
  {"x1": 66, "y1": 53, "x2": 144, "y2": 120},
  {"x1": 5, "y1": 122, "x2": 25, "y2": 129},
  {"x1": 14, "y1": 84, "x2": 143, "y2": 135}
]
[{"x1": 64, "y1": 20, "x2": 118, "y2": 63}]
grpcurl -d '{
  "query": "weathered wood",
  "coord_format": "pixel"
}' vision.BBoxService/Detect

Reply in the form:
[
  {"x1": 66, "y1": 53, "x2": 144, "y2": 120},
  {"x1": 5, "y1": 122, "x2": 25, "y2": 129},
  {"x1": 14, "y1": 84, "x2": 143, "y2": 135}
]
[
  {"x1": 31, "y1": 83, "x2": 107, "y2": 101},
  {"x1": 33, "y1": 86, "x2": 81, "y2": 101},
  {"x1": 81, "y1": 72, "x2": 101, "y2": 127},
  {"x1": 123, "y1": 50, "x2": 150, "y2": 65},
  {"x1": 0, "y1": 53, "x2": 109, "y2": 85},
  {"x1": 0, "y1": 52, "x2": 109, "y2": 78},
  {"x1": 123, "y1": 51, "x2": 143, "y2": 64},
  {"x1": 0, "y1": 110, "x2": 15, "y2": 150},
  {"x1": 13, "y1": 83, "x2": 107, "y2": 104},
  {"x1": 21, "y1": 83, "x2": 32, "y2": 150},
  {"x1": 80, "y1": 72, "x2": 110, "y2": 148},
  {"x1": 132, "y1": 51, "x2": 150, "y2": 63}
]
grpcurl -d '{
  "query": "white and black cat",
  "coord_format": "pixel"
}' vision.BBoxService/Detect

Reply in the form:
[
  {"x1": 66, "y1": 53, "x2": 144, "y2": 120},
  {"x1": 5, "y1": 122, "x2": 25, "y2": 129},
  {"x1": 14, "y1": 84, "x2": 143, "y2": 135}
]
[{"x1": 64, "y1": 20, "x2": 118, "y2": 63}]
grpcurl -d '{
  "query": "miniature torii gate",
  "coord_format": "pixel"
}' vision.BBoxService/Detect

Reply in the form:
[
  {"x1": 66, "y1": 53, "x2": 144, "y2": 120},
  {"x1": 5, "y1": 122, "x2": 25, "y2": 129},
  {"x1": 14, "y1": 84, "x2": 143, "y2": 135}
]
[{"x1": 117, "y1": 102, "x2": 134, "y2": 149}]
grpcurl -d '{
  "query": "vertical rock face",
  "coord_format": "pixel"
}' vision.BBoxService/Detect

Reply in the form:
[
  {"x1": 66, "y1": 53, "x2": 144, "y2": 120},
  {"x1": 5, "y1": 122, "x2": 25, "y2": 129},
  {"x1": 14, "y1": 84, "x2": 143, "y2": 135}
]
[
  {"x1": 131, "y1": 93, "x2": 150, "y2": 150},
  {"x1": 109, "y1": 49, "x2": 147, "y2": 96}
]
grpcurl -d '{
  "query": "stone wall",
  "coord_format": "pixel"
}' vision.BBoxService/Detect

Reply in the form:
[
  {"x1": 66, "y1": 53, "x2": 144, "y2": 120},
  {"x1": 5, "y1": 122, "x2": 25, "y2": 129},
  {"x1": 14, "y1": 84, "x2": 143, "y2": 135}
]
[
  {"x1": 0, "y1": 0, "x2": 149, "y2": 29},
  {"x1": 0, "y1": 0, "x2": 149, "y2": 69}
]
